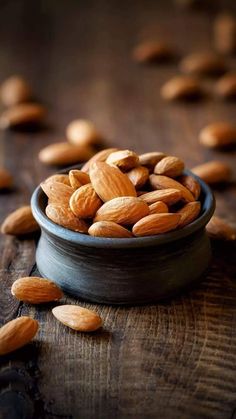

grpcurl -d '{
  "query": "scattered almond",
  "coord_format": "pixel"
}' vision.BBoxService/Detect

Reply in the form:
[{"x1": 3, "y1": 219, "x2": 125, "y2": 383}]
[
  {"x1": 106, "y1": 149, "x2": 139, "y2": 171},
  {"x1": 215, "y1": 73, "x2": 236, "y2": 99},
  {"x1": 1, "y1": 206, "x2": 39, "y2": 236},
  {"x1": 0, "y1": 316, "x2": 39, "y2": 356},
  {"x1": 0, "y1": 75, "x2": 32, "y2": 107},
  {"x1": 154, "y1": 156, "x2": 184, "y2": 178},
  {"x1": 11, "y1": 277, "x2": 63, "y2": 304},
  {"x1": 149, "y1": 174, "x2": 195, "y2": 202},
  {"x1": 180, "y1": 51, "x2": 226, "y2": 76},
  {"x1": 41, "y1": 181, "x2": 73, "y2": 205},
  {"x1": 161, "y1": 76, "x2": 203, "y2": 101},
  {"x1": 38, "y1": 142, "x2": 94, "y2": 166},
  {"x1": 66, "y1": 119, "x2": 102, "y2": 146},
  {"x1": 139, "y1": 151, "x2": 165, "y2": 171},
  {"x1": 0, "y1": 103, "x2": 45, "y2": 129},
  {"x1": 126, "y1": 166, "x2": 149, "y2": 189},
  {"x1": 206, "y1": 215, "x2": 236, "y2": 241},
  {"x1": 52, "y1": 305, "x2": 102, "y2": 332},
  {"x1": 149, "y1": 201, "x2": 169, "y2": 215},
  {"x1": 133, "y1": 213, "x2": 181, "y2": 237},
  {"x1": 46, "y1": 204, "x2": 88, "y2": 233},
  {"x1": 213, "y1": 14, "x2": 236, "y2": 54},
  {"x1": 177, "y1": 174, "x2": 201, "y2": 200},
  {"x1": 69, "y1": 183, "x2": 102, "y2": 218},
  {"x1": 69, "y1": 169, "x2": 90, "y2": 189},
  {"x1": 0, "y1": 168, "x2": 13, "y2": 189},
  {"x1": 177, "y1": 201, "x2": 201, "y2": 228},
  {"x1": 199, "y1": 122, "x2": 236, "y2": 148},
  {"x1": 140, "y1": 189, "x2": 182, "y2": 205},
  {"x1": 133, "y1": 41, "x2": 174, "y2": 63},
  {"x1": 88, "y1": 221, "x2": 133, "y2": 238},
  {"x1": 94, "y1": 197, "x2": 149, "y2": 225},
  {"x1": 191, "y1": 161, "x2": 231, "y2": 184},
  {"x1": 81, "y1": 148, "x2": 119, "y2": 173}
]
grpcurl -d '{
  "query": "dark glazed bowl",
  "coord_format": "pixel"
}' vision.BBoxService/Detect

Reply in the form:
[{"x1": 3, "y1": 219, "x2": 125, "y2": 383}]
[{"x1": 31, "y1": 169, "x2": 215, "y2": 305}]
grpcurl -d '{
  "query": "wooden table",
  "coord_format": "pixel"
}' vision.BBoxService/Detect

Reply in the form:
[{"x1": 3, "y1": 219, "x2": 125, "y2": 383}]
[{"x1": 0, "y1": 1, "x2": 236, "y2": 418}]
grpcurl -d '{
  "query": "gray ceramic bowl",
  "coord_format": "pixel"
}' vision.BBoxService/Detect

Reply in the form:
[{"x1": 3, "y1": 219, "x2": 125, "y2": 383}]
[{"x1": 31, "y1": 169, "x2": 215, "y2": 305}]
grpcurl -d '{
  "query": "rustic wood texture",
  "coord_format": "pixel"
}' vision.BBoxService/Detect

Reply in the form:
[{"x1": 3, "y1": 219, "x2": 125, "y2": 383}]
[{"x1": 0, "y1": 1, "x2": 236, "y2": 418}]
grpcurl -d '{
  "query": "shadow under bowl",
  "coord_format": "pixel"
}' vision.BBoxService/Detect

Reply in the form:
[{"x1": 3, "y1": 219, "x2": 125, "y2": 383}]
[{"x1": 31, "y1": 169, "x2": 215, "y2": 305}]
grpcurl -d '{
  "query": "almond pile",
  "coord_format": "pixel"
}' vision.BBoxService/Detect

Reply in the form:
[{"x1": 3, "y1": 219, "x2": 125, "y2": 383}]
[{"x1": 41, "y1": 148, "x2": 203, "y2": 238}]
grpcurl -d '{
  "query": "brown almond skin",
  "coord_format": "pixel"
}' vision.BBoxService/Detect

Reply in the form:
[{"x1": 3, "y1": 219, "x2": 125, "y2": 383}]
[
  {"x1": 191, "y1": 161, "x2": 231, "y2": 184},
  {"x1": 140, "y1": 189, "x2": 182, "y2": 205},
  {"x1": 69, "y1": 184, "x2": 102, "y2": 218},
  {"x1": 154, "y1": 156, "x2": 184, "y2": 178},
  {"x1": 38, "y1": 142, "x2": 94, "y2": 166},
  {"x1": 0, "y1": 168, "x2": 13, "y2": 189},
  {"x1": 81, "y1": 148, "x2": 119, "y2": 173},
  {"x1": 52, "y1": 305, "x2": 102, "y2": 332},
  {"x1": 11, "y1": 277, "x2": 63, "y2": 304},
  {"x1": 215, "y1": 73, "x2": 236, "y2": 99},
  {"x1": 88, "y1": 221, "x2": 133, "y2": 238},
  {"x1": 206, "y1": 216, "x2": 236, "y2": 241},
  {"x1": 177, "y1": 174, "x2": 201, "y2": 200},
  {"x1": 149, "y1": 174, "x2": 195, "y2": 202},
  {"x1": 44, "y1": 174, "x2": 71, "y2": 186},
  {"x1": 133, "y1": 41, "x2": 174, "y2": 63},
  {"x1": 126, "y1": 166, "x2": 149, "y2": 189},
  {"x1": 90, "y1": 162, "x2": 136, "y2": 202},
  {"x1": 46, "y1": 204, "x2": 88, "y2": 233},
  {"x1": 0, "y1": 76, "x2": 32, "y2": 107},
  {"x1": 94, "y1": 197, "x2": 149, "y2": 225},
  {"x1": 149, "y1": 201, "x2": 169, "y2": 215},
  {"x1": 180, "y1": 52, "x2": 226, "y2": 76},
  {"x1": 139, "y1": 152, "x2": 165, "y2": 171},
  {"x1": 161, "y1": 76, "x2": 203, "y2": 101},
  {"x1": 177, "y1": 201, "x2": 201, "y2": 228},
  {"x1": 41, "y1": 181, "x2": 74, "y2": 205},
  {"x1": 132, "y1": 213, "x2": 181, "y2": 237},
  {"x1": 213, "y1": 14, "x2": 236, "y2": 54},
  {"x1": 69, "y1": 170, "x2": 90, "y2": 189},
  {"x1": 106, "y1": 150, "x2": 139, "y2": 172},
  {"x1": 199, "y1": 122, "x2": 236, "y2": 148},
  {"x1": 0, "y1": 317, "x2": 39, "y2": 356},
  {"x1": 0, "y1": 103, "x2": 45, "y2": 129},
  {"x1": 66, "y1": 119, "x2": 102, "y2": 146},
  {"x1": 1, "y1": 206, "x2": 39, "y2": 236}
]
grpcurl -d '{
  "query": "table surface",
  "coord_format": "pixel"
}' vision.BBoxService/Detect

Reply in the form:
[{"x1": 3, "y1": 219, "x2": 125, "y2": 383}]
[{"x1": 0, "y1": 1, "x2": 236, "y2": 418}]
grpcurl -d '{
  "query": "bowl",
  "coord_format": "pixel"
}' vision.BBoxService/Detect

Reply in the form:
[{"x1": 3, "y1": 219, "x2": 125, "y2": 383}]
[{"x1": 31, "y1": 168, "x2": 215, "y2": 305}]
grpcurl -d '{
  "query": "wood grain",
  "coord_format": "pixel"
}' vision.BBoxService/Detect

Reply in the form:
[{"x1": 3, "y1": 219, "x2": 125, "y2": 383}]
[{"x1": 0, "y1": 0, "x2": 236, "y2": 418}]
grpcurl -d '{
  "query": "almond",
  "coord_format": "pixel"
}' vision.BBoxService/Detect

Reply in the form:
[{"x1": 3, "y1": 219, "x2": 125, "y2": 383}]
[
  {"x1": 139, "y1": 151, "x2": 165, "y2": 171},
  {"x1": 213, "y1": 14, "x2": 236, "y2": 54},
  {"x1": 88, "y1": 221, "x2": 133, "y2": 238},
  {"x1": 52, "y1": 305, "x2": 102, "y2": 331},
  {"x1": 132, "y1": 213, "x2": 181, "y2": 237},
  {"x1": 199, "y1": 122, "x2": 236, "y2": 148},
  {"x1": 0, "y1": 317, "x2": 39, "y2": 356},
  {"x1": 90, "y1": 162, "x2": 136, "y2": 201},
  {"x1": 1, "y1": 206, "x2": 39, "y2": 236},
  {"x1": 46, "y1": 204, "x2": 88, "y2": 233},
  {"x1": 154, "y1": 156, "x2": 184, "y2": 178},
  {"x1": 41, "y1": 181, "x2": 74, "y2": 205},
  {"x1": 161, "y1": 76, "x2": 203, "y2": 101},
  {"x1": 180, "y1": 51, "x2": 226, "y2": 76},
  {"x1": 140, "y1": 189, "x2": 182, "y2": 205},
  {"x1": 69, "y1": 183, "x2": 102, "y2": 218},
  {"x1": 215, "y1": 73, "x2": 236, "y2": 99},
  {"x1": 11, "y1": 276, "x2": 63, "y2": 303},
  {"x1": 177, "y1": 174, "x2": 201, "y2": 200},
  {"x1": 149, "y1": 174, "x2": 195, "y2": 202},
  {"x1": 66, "y1": 119, "x2": 102, "y2": 146},
  {"x1": 69, "y1": 169, "x2": 90, "y2": 189},
  {"x1": 106, "y1": 149, "x2": 139, "y2": 171},
  {"x1": 0, "y1": 75, "x2": 32, "y2": 107},
  {"x1": 39, "y1": 142, "x2": 94, "y2": 166},
  {"x1": 177, "y1": 201, "x2": 201, "y2": 228},
  {"x1": 206, "y1": 215, "x2": 236, "y2": 241},
  {"x1": 94, "y1": 197, "x2": 149, "y2": 225},
  {"x1": 133, "y1": 41, "x2": 174, "y2": 63},
  {"x1": 0, "y1": 168, "x2": 13, "y2": 189},
  {"x1": 0, "y1": 103, "x2": 45, "y2": 129},
  {"x1": 44, "y1": 174, "x2": 71, "y2": 186},
  {"x1": 126, "y1": 166, "x2": 149, "y2": 189},
  {"x1": 81, "y1": 148, "x2": 119, "y2": 173},
  {"x1": 191, "y1": 161, "x2": 231, "y2": 184},
  {"x1": 149, "y1": 201, "x2": 169, "y2": 215}
]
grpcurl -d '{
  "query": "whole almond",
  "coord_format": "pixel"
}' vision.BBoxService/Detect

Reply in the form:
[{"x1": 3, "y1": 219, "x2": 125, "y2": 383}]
[
  {"x1": 46, "y1": 204, "x2": 88, "y2": 233},
  {"x1": 0, "y1": 103, "x2": 45, "y2": 129},
  {"x1": 0, "y1": 168, "x2": 13, "y2": 189},
  {"x1": 180, "y1": 52, "x2": 226, "y2": 76},
  {"x1": 88, "y1": 221, "x2": 133, "y2": 238},
  {"x1": 126, "y1": 166, "x2": 149, "y2": 189},
  {"x1": 161, "y1": 76, "x2": 203, "y2": 101},
  {"x1": 94, "y1": 197, "x2": 149, "y2": 225},
  {"x1": 177, "y1": 201, "x2": 201, "y2": 228},
  {"x1": 69, "y1": 169, "x2": 90, "y2": 189},
  {"x1": 215, "y1": 73, "x2": 236, "y2": 99},
  {"x1": 66, "y1": 119, "x2": 102, "y2": 146},
  {"x1": 0, "y1": 76, "x2": 31, "y2": 107},
  {"x1": 39, "y1": 142, "x2": 94, "y2": 166},
  {"x1": 90, "y1": 162, "x2": 136, "y2": 202},
  {"x1": 69, "y1": 183, "x2": 102, "y2": 218},
  {"x1": 149, "y1": 174, "x2": 195, "y2": 202},
  {"x1": 44, "y1": 174, "x2": 71, "y2": 186},
  {"x1": 106, "y1": 149, "x2": 139, "y2": 171},
  {"x1": 133, "y1": 41, "x2": 174, "y2": 63},
  {"x1": 1, "y1": 206, "x2": 39, "y2": 236},
  {"x1": 139, "y1": 151, "x2": 165, "y2": 171},
  {"x1": 52, "y1": 305, "x2": 102, "y2": 332},
  {"x1": 133, "y1": 213, "x2": 181, "y2": 237},
  {"x1": 41, "y1": 181, "x2": 74, "y2": 205},
  {"x1": 0, "y1": 317, "x2": 39, "y2": 356},
  {"x1": 199, "y1": 122, "x2": 236, "y2": 148},
  {"x1": 191, "y1": 161, "x2": 231, "y2": 184},
  {"x1": 149, "y1": 201, "x2": 169, "y2": 215},
  {"x1": 154, "y1": 156, "x2": 184, "y2": 178},
  {"x1": 11, "y1": 276, "x2": 63, "y2": 303},
  {"x1": 213, "y1": 14, "x2": 236, "y2": 54},
  {"x1": 140, "y1": 188, "x2": 182, "y2": 205},
  {"x1": 81, "y1": 148, "x2": 119, "y2": 173},
  {"x1": 206, "y1": 215, "x2": 236, "y2": 241},
  {"x1": 177, "y1": 174, "x2": 201, "y2": 200}
]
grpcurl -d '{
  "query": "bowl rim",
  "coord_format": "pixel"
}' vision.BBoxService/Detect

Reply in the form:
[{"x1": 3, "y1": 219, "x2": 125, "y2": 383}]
[{"x1": 31, "y1": 168, "x2": 215, "y2": 249}]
